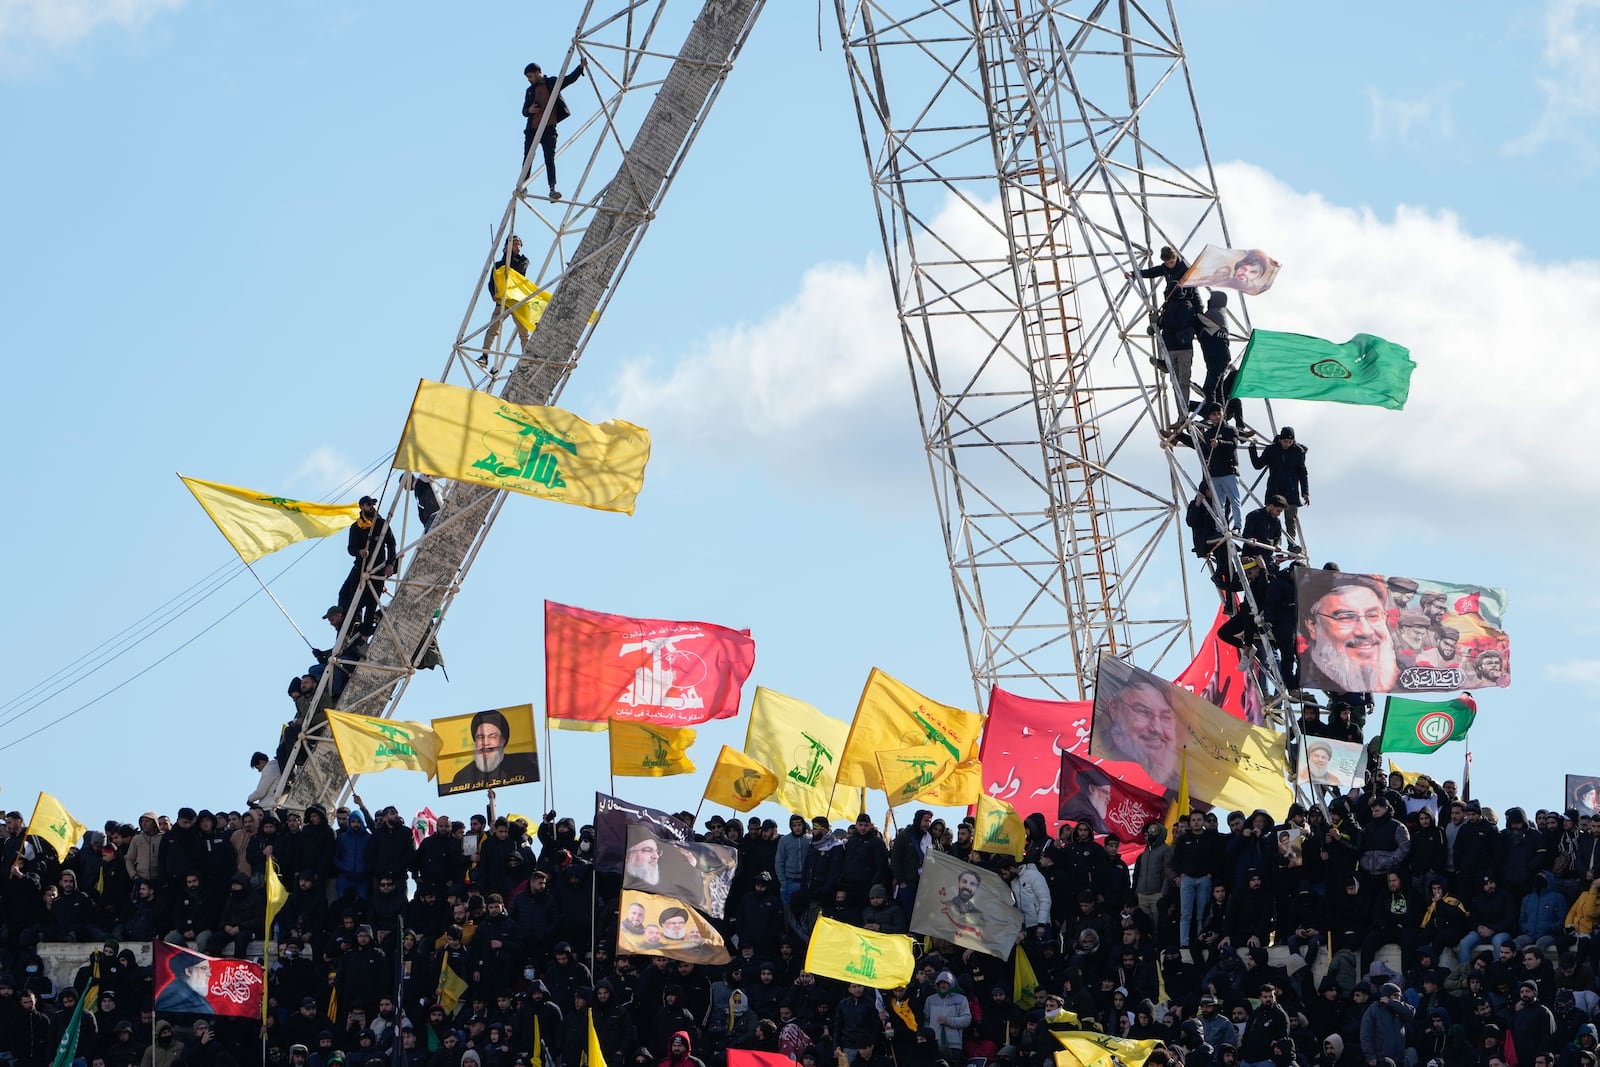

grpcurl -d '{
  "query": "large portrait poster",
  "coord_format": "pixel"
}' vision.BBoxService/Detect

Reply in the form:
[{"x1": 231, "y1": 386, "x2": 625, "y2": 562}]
[
  {"x1": 622, "y1": 824, "x2": 737, "y2": 919},
  {"x1": 433, "y1": 705, "x2": 540, "y2": 796},
  {"x1": 1295, "y1": 570, "x2": 1510, "y2": 694},
  {"x1": 1567, "y1": 775, "x2": 1600, "y2": 819},
  {"x1": 616, "y1": 889, "x2": 730, "y2": 965}
]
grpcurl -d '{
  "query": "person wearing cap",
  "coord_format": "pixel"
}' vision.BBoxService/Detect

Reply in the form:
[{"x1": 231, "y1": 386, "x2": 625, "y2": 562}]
[
  {"x1": 337, "y1": 494, "x2": 396, "y2": 637},
  {"x1": 841, "y1": 814, "x2": 890, "y2": 908},
  {"x1": 1510, "y1": 979, "x2": 1556, "y2": 1060},
  {"x1": 1190, "y1": 402, "x2": 1243, "y2": 530},
  {"x1": 1247, "y1": 426, "x2": 1308, "y2": 546},
  {"x1": 1241, "y1": 495, "x2": 1288, "y2": 564}
]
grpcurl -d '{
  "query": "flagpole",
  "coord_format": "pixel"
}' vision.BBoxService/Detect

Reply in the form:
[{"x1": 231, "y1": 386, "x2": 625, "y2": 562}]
[{"x1": 244, "y1": 560, "x2": 315, "y2": 649}]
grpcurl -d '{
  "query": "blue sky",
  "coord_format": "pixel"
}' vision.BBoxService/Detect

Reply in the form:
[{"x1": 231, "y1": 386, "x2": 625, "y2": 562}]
[{"x1": 2, "y1": 0, "x2": 1596, "y2": 833}]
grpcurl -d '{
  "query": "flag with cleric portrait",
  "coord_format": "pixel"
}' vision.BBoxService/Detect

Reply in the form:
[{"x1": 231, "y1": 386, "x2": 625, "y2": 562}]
[
  {"x1": 1057, "y1": 750, "x2": 1168, "y2": 841},
  {"x1": 909, "y1": 849, "x2": 1023, "y2": 957},
  {"x1": 1091, "y1": 655, "x2": 1292, "y2": 815},
  {"x1": 1175, "y1": 244, "x2": 1281, "y2": 296},
  {"x1": 1567, "y1": 775, "x2": 1600, "y2": 820},
  {"x1": 622, "y1": 824, "x2": 736, "y2": 919},
  {"x1": 545, "y1": 600, "x2": 756, "y2": 728},
  {"x1": 1296, "y1": 569, "x2": 1510, "y2": 695},
  {"x1": 616, "y1": 889, "x2": 730, "y2": 965},
  {"x1": 979, "y1": 609, "x2": 1257, "y2": 815},
  {"x1": 432, "y1": 705, "x2": 540, "y2": 796},
  {"x1": 594, "y1": 792, "x2": 690, "y2": 875},
  {"x1": 153, "y1": 942, "x2": 264, "y2": 1018}
]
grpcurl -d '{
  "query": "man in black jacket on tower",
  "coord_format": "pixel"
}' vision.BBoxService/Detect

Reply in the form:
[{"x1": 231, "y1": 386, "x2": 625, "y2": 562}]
[
  {"x1": 1248, "y1": 427, "x2": 1309, "y2": 546},
  {"x1": 337, "y1": 495, "x2": 396, "y2": 636}
]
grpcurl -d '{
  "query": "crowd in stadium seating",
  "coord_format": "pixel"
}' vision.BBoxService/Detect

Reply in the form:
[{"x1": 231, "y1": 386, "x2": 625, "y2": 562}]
[{"x1": 3, "y1": 775, "x2": 1600, "y2": 1067}]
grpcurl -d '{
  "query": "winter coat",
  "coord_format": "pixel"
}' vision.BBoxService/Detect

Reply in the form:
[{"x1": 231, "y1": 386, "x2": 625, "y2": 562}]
[
  {"x1": 1359, "y1": 997, "x2": 1414, "y2": 1063},
  {"x1": 774, "y1": 831, "x2": 810, "y2": 886},
  {"x1": 1016, "y1": 864, "x2": 1051, "y2": 927},
  {"x1": 924, "y1": 987, "x2": 973, "y2": 1051},
  {"x1": 1247, "y1": 440, "x2": 1309, "y2": 506},
  {"x1": 1522, "y1": 875, "x2": 1567, "y2": 940},
  {"x1": 1133, "y1": 826, "x2": 1173, "y2": 895}
]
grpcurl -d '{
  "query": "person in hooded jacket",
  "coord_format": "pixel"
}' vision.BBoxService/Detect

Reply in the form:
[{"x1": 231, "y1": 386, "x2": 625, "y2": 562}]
[
  {"x1": 1520, "y1": 873, "x2": 1568, "y2": 952},
  {"x1": 649, "y1": 987, "x2": 702, "y2": 1059},
  {"x1": 925, "y1": 971, "x2": 972, "y2": 1054},
  {"x1": 655, "y1": 1030, "x2": 706, "y2": 1067},
  {"x1": 1498, "y1": 808, "x2": 1549, "y2": 900},
  {"x1": 1132, "y1": 824, "x2": 1173, "y2": 926}
]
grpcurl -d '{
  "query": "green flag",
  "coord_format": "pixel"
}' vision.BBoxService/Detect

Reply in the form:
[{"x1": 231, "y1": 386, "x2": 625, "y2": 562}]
[
  {"x1": 53, "y1": 978, "x2": 95, "y2": 1067},
  {"x1": 1380, "y1": 694, "x2": 1477, "y2": 754},
  {"x1": 1231, "y1": 330, "x2": 1415, "y2": 409}
]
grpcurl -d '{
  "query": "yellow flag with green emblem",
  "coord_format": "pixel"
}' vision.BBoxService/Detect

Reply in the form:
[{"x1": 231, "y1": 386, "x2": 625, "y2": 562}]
[
  {"x1": 804, "y1": 915, "x2": 916, "y2": 989},
  {"x1": 703, "y1": 746, "x2": 778, "y2": 811},
  {"x1": 744, "y1": 688, "x2": 857, "y2": 821},
  {"x1": 875, "y1": 744, "x2": 953, "y2": 806},
  {"x1": 1014, "y1": 947, "x2": 1040, "y2": 1009},
  {"x1": 394, "y1": 379, "x2": 651, "y2": 515},
  {"x1": 1054, "y1": 1034, "x2": 1161, "y2": 1067},
  {"x1": 610, "y1": 721, "x2": 696, "y2": 777},
  {"x1": 438, "y1": 956, "x2": 469, "y2": 1013},
  {"x1": 491, "y1": 267, "x2": 599, "y2": 334},
  {"x1": 976, "y1": 793, "x2": 1026, "y2": 859},
  {"x1": 26, "y1": 792, "x2": 87, "y2": 862},
  {"x1": 180, "y1": 476, "x2": 359, "y2": 564},
  {"x1": 839, "y1": 668, "x2": 984, "y2": 792},
  {"x1": 327, "y1": 710, "x2": 441, "y2": 778}
]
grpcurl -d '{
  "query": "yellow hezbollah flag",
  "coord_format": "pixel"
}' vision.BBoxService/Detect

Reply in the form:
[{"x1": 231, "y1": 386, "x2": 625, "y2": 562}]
[
  {"x1": 839, "y1": 668, "x2": 984, "y2": 791},
  {"x1": 976, "y1": 793, "x2": 1026, "y2": 859},
  {"x1": 586, "y1": 1008, "x2": 605, "y2": 1067},
  {"x1": 744, "y1": 688, "x2": 857, "y2": 821},
  {"x1": 327, "y1": 711, "x2": 441, "y2": 778},
  {"x1": 264, "y1": 859, "x2": 288, "y2": 1023},
  {"x1": 1054, "y1": 1034, "x2": 1160, "y2": 1067},
  {"x1": 1389, "y1": 759, "x2": 1424, "y2": 788},
  {"x1": 26, "y1": 792, "x2": 87, "y2": 862},
  {"x1": 1014, "y1": 947, "x2": 1040, "y2": 1009},
  {"x1": 610, "y1": 721, "x2": 696, "y2": 777},
  {"x1": 1164, "y1": 749, "x2": 1191, "y2": 833},
  {"x1": 394, "y1": 379, "x2": 650, "y2": 515},
  {"x1": 492, "y1": 266, "x2": 599, "y2": 334},
  {"x1": 804, "y1": 915, "x2": 916, "y2": 989},
  {"x1": 875, "y1": 744, "x2": 951, "y2": 806},
  {"x1": 180, "y1": 476, "x2": 359, "y2": 564},
  {"x1": 438, "y1": 956, "x2": 469, "y2": 1014},
  {"x1": 703, "y1": 746, "x2": 779, "y2": 812}
]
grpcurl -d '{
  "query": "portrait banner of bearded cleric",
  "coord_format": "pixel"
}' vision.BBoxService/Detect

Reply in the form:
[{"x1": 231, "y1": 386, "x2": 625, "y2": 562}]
[
  {"x1": 1295, "y1": 569, "x2": 1511, "y2": 694},
  {"x1": 1089, "y1": 654, "x2": 1292, "y2": 816},
  {"x1": 622, "y1": 823, "x2": 737, "y2": 918}
]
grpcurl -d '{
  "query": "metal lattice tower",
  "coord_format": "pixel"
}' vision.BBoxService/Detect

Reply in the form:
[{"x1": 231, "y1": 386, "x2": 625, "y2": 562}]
[
  {"x1": 835, "y1": 0, "x2": 1257, "y2": 704},
  {"x1": 282, "y1": 0, "x2": 766, "y2": 809}
]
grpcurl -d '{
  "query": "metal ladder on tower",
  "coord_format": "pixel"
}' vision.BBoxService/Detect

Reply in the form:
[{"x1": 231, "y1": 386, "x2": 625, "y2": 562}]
[{"x1": 279, "y1": 0, "x2": 767, "y2": 810}]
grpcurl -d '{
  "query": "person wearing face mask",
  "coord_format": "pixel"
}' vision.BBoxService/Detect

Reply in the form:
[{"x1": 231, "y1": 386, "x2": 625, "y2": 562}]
[{"x1": 143, "y1": 1019, "x2": 184, "y2": 1067}]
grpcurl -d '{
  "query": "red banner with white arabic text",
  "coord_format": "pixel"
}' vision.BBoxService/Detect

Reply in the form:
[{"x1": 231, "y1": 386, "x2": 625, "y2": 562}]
[{"x1": 153, "y1": 942, "x2": 263, "y2": 1018}]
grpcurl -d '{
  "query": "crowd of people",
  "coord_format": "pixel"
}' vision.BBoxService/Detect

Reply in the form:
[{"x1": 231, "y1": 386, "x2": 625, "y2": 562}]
[{"x1": 4, "y1": 775, "x2": 1600, "y2": 1067}]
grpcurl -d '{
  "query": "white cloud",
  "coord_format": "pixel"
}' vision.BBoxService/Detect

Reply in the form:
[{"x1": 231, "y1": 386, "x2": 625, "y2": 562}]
[
  {"x1": 1545, "y1": 659, "x2": 1600, "y2": 686},
  {"x1": 1367, "y1": 83, "x2": 1459, "y2": 141},
  {"x1": 616, "y1": 162, "x2": 1600, "y2": 552},
  {"x1": 1506, "y1": 0, "x2": 1600, "y2": 162},
  {"x1": 287, "y1": 446, "x2": 370, "y2": 500},
  {"x1": 0, "y1": 0, "x2": 183, "y2": 55}
]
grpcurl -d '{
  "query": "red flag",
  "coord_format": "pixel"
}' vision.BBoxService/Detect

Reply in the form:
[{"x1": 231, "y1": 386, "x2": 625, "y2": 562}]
[
  {"x1": 1171, "y1": 606, "x2": 1262, "y2": 723},
  {"x1": 153, "y1": 942, "x2": 264, "y2": 1018},
  {"x1": 544, "y1": 601, "x2": 756, "y2": 727},
  {"x1": 980, "y1": 687, "x2": 1093, "y2": 814},
  {"x1": 729, "y1": 1053, "x2": 794, "y2": 1067},
  {"x1": 1058, "y1": 749, "x2": 1169, "y2": 840}
]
